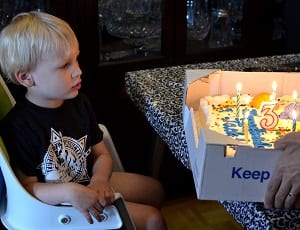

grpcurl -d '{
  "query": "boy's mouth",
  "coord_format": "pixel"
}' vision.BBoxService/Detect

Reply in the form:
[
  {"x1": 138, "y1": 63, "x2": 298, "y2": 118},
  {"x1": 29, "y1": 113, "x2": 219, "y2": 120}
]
[{"x1": 72, "y1": 82, "x2": 81, "y2": 90}]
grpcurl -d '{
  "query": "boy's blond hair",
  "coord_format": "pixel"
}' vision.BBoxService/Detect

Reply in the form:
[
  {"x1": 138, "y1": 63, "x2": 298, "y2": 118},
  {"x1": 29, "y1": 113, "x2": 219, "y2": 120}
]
[{"x1": 0, "y1": 11, "x2": 78, "y2": 84}]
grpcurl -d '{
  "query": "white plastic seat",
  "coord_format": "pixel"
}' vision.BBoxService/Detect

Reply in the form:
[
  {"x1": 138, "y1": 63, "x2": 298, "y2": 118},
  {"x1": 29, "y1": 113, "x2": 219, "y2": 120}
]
[
  {"x1": 99, "y1": 124, "x2": 124, "y2": 172},
  {"x1": 0, "y1": 75, "x2": 135, "y2": 229}
]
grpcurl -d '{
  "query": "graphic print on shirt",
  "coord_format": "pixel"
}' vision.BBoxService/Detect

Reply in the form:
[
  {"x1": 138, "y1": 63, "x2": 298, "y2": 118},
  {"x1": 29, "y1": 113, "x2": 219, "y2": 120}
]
[{"x1": 40, "y1": 128, "x2": 91, "y2": 183}]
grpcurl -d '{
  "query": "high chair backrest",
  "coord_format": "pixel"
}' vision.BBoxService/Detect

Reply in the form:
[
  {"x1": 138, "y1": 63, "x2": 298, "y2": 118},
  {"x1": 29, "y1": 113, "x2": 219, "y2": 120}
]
[
  {"x1": 0, "y1": 76, "x2": 15, "y2": 212},
  {"x1": 0, "y1": 76, "x2": 15, "y2": 120}
]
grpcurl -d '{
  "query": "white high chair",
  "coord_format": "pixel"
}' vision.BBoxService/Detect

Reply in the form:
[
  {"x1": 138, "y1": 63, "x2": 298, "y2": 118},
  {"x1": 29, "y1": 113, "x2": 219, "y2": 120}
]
[{"x1": 0, "y1": 75, "x2": 135, "y2": 230}]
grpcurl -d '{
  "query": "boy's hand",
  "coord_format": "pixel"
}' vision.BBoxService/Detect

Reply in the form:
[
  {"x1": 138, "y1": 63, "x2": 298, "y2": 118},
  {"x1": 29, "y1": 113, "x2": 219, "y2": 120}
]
[
  {"x1": 67, "y1": 183, "x2": 106, "y2": 224},
  {"x1": 88, "y1": 179, "x2": 114, "y2": 207}
]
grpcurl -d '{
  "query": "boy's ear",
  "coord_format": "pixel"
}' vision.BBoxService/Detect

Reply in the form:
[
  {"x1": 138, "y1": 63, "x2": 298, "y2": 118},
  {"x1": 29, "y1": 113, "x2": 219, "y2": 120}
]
[{"x1": 15, "y1": 71, "x2": 35, "y2": 87}]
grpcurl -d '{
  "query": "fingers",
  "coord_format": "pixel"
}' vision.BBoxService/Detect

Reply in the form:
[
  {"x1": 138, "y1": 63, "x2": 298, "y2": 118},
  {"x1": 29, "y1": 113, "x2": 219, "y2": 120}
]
[
  {"x1": 284, "y1": 191, "x2": 297, "y2": 209},
  {"x1": 98, "y1": 188, "x2": 115, "y2": 206},
  {"x1": 81, "y1": 200, "x2": 105, "y2": 224},
  {"x1": 82, "y1": 211, "x2": 93, "y2": 224},
  {"x1": 264, "y1": 173, "x2": 282, "y2": 209},
  {"x1": 265, "y1": 179, "x2": 299, "y2": 209},
  {"x1": 89, "y1": 206, "x2": 104, "y2": 222},
  {"x1": 264, "y1": 187, "x2": 276, "y2": 209},
  {"x1": 294, "y1": 196, "x2": 300, "y2": 208},
  {"x1": 80, "y1": 186, "x2": 115, "y2": 223},
  {"x1": 83, "y1": 205, "x2": 105, "y2": 224},
  {"x1": 273, "y1": 185, "x2": 291, "y2": 209}
]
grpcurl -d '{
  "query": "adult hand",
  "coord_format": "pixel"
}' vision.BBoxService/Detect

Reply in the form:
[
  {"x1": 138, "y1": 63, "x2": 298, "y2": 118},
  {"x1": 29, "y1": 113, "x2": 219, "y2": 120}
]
[{"x1": 265, "y1": 132, "x2": 300, "y2": 209}]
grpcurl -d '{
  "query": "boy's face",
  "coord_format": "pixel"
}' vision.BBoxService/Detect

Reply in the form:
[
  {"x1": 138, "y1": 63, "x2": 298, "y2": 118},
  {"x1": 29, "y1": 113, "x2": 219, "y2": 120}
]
[{"x1": 25, "y1": 45, "x2": 82, "y2": 108}]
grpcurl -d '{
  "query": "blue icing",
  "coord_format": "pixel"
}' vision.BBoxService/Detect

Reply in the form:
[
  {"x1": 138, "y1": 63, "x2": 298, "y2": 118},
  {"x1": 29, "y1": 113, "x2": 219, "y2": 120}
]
[
  {"x1": 223, "y1": 123, "x2": 237, "y2": 127},
  {"x1": 250, "y1": 109, "x2": 257, "y2": 116},
  {"x1": 219, "y1": 105, "x2": 274, "y2": 149}
]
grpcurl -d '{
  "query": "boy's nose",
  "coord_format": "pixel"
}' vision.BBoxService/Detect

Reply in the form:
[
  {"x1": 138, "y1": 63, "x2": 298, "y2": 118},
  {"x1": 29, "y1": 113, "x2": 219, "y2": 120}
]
[{"x1": 72, "y1": 65, "x2": 82, "y2": 78}]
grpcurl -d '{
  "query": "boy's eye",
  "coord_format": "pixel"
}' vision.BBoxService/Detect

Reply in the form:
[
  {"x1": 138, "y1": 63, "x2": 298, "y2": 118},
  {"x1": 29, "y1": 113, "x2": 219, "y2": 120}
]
[{"x1": 61, "y1": 63, "x2": 70, "y2": 69}]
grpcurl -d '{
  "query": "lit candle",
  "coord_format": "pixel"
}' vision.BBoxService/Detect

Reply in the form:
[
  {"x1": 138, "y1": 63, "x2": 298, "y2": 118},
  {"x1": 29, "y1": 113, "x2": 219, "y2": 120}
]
[
  {"x1": 245, "y1": 95, "x2": 251, "y2": 112},
  {"x1": 292, "y1": 109, "x2": 297, "y2": 132},
  {"x1": 236, "y1": 82, "x2": 242, "y2": 118},
  {"x1": 272, "y1": 81, "x2": 277, "y2": 102},
  {"x1": 244, "y1": 111, "x2": 249, "y2": 144},
  {"x1": 293, "y1": 90, "x2": 298, "y2": 104}
]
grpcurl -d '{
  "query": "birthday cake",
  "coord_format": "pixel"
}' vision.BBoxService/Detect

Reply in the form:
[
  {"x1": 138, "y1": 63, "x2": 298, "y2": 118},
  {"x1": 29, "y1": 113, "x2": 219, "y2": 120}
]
[{"x1": 196, "y1": 93, "x2": 300, "y2": 149}]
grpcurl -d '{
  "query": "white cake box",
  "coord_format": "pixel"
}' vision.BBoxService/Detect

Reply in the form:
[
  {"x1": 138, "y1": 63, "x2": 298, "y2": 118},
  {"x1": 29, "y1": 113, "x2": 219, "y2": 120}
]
[{"x1": 183, "y1": 69, "x2": 300, "y2": 202}]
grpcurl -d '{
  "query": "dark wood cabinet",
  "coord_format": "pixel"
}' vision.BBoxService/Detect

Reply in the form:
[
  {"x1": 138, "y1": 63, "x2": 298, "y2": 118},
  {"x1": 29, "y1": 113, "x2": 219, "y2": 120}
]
[
  {"x1": 51, "y1": 0, "x2": 296, "y2": 72},
  {"x1": 39, "y1": 0, "x2": 300, "y2": 174}
]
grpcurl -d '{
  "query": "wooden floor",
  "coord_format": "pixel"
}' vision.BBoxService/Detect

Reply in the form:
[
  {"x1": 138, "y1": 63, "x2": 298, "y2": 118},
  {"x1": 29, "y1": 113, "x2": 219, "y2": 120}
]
[
  {"x1": 158, "y1": 148, "x2": 244, "y2": 230},
  {"x1": 161, "y1": 195, "x2": 243, "y2": 230}
]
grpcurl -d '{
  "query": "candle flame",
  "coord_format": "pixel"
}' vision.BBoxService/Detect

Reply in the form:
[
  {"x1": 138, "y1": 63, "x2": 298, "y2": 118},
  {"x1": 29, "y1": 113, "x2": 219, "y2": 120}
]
[
  {"x1": 236, "y1": 82, "x2": 242, "y2": 92},
  {"x1": 272, "y1": 81, "x2": 277, "y2": 92},
  {"x1": 293, "y1": 90, "x2": 298, "y2": 101}
]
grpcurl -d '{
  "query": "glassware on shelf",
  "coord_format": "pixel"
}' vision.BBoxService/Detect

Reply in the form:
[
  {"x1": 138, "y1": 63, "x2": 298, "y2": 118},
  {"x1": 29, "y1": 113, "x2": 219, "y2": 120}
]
[
  {"x1": 186, "y1": 0, "x2": 210, "y2": 41},
  {"x1": 228, "y1": 0, "x2": 244, "y2": 45},
  {"x1": 208, "y1": 0, "x2": 233, "y2": 48},
  {"x1": 185, "y1": 0, "x2": 244, "y2": 48},
  {"x1": 99, "y1": 0, "x2": 162, "y2": 62},
  {"x1": 209, "y1": 8, "x2": 232, "y2": 48}
]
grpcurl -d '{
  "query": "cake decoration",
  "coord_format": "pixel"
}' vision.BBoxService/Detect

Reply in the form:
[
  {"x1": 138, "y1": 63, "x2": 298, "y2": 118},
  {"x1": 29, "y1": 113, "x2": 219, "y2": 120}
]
[
  {"x1": 249, "y1": 93, "x2": 272, "y2": 109},
  {"x1": 259, "y1": 101, "x2": 279, "y2": 130},
  {"x1": 279, "y1": 103, "x2": 300, "y2": 120},
  {"x1": 197, "y1": 86, "x2": 299, "y2": 149}
]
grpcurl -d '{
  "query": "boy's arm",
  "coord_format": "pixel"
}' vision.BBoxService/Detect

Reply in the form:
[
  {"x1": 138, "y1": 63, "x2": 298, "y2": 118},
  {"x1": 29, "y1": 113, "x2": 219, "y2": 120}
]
[
  {"x1": 88, "y1": 140, "x2": 115, "y2": 206},
  {"x1": 15, "y1": 168, "x2": 104, "y2": 224}
]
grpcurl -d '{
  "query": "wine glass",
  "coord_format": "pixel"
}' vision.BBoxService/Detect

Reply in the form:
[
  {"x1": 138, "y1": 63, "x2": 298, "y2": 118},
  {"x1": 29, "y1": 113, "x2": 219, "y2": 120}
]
[{"x1": 186, "y1": 0, "x2": 210, "y2": 41}]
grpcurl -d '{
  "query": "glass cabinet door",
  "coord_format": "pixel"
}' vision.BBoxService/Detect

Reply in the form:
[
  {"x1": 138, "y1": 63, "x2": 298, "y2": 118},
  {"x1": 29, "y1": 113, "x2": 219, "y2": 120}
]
[
  {"x1": 186, "y1": 0, "x2": 244, "y2": 53},
  {"x1": 98, "y1": 0, "x2": 163, "y2": 63},
  {"x1": 184, "y1": 0, "x2": 287, "y2": 62},
  {"x1": 0, "y1": 0, "x2": 51, "y2": 30}
]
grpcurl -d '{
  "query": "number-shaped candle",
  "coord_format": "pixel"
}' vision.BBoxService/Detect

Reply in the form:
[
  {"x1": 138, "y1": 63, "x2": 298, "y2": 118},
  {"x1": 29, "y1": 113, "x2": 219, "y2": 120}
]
[{"x1": 260, "y1": 102, "x2": 279, "y2": 130}]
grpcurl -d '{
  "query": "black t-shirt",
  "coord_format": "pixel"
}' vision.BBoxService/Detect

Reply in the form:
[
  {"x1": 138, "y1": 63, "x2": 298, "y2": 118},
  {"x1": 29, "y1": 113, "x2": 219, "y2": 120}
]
[{"x1": 0, "y1": 93, "x2": 103, "y2": 183}]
